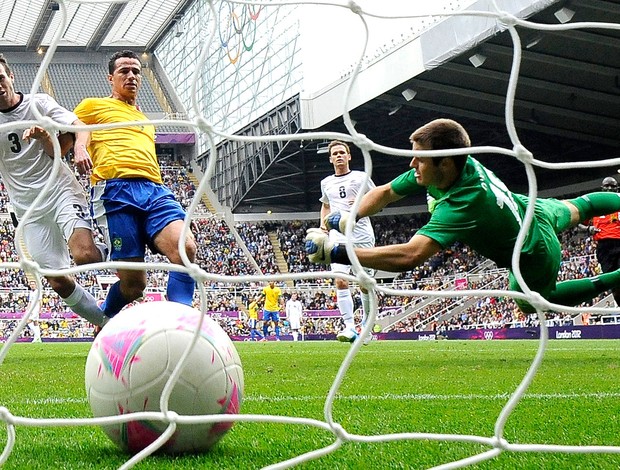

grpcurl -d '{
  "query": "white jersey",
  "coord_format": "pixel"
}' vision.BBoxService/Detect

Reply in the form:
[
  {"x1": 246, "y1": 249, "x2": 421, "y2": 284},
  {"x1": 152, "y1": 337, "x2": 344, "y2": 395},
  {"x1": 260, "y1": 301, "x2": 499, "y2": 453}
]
[
  {"x1": 0, "y1": 93, "x2": 85, "y2": 218},
  {"x1": 285, "y1": 299, "x2": 303, "y2": 330},
  {"x1": 320, "y1": 170, "x2": 375, "y2": 245}
]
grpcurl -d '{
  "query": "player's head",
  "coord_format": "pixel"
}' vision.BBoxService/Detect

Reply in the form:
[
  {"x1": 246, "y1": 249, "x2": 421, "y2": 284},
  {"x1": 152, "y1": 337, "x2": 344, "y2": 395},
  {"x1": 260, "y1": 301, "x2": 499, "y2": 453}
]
[
  {"x1": 108, "y1": 50, "x2": 142, "y2": 102},
  {"x1": 601, "y1": 176, "x2": 618, "y2": 192},
  {"x1": 0, "y1": 53, "x2": 18, "y2": 110},
  {"x1": 0, "y1": 54, "x2": 12, "y2": 76},
  {"x1": 291, "y1": 292, "x2": 298, "y2": 300},
  {"x1": 328, "y1": 140, "x2": 351, "y2": 173},
  {"x1": 268, "y1": 280, "x2": 275, "y2": 288},
  {"x1": 410, "y1": 118, "x2": 470, "y2": 170},
  {"x1": 408, "y1": 119, "x2": 470, "y2": 189}
]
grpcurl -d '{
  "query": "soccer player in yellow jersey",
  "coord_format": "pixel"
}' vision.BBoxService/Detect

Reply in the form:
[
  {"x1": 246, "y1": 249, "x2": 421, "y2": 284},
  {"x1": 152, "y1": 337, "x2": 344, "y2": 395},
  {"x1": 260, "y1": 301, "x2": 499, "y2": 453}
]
[
  {"x1": 260, "y1": 281, "x2": 283, "y2": 340},
  {"x1": 74, "y1": 50, "x2": 197, "y2": 320},
  {"x1": 247, "y1": 296, "x2": 264, "y2": 341}
]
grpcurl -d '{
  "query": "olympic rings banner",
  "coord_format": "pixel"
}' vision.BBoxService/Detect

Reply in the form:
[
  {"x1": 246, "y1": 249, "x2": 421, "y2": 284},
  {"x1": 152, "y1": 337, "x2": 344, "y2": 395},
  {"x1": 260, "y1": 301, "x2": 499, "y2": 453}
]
[{"x1": 218, "y1": 3, "x2": 262, "y2": 64}]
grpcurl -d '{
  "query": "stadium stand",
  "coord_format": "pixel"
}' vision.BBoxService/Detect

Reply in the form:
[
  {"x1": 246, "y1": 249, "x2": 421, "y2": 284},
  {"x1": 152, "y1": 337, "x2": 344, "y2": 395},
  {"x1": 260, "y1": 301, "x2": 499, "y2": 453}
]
[{"x1": 47, "y1": 63, "x2": 110, "y2": 111}]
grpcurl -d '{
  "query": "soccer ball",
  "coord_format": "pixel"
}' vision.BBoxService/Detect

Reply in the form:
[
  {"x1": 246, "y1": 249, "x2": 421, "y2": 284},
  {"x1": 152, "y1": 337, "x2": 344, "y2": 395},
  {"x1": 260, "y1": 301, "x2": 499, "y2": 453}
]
[{"x1": 85, "y1": 301, "x2": 244, "y2": 454}]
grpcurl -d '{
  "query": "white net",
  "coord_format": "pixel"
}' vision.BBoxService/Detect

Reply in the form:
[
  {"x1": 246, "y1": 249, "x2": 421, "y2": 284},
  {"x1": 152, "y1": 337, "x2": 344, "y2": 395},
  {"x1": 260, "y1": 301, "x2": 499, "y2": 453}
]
[{"x1": 1, "y1": 0, "x2": 620, "y2": 469}]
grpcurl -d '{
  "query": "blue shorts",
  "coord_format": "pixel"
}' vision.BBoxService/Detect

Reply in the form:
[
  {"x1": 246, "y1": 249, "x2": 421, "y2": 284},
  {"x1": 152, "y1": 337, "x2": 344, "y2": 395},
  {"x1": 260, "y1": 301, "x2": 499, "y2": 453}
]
[
  {"x1": 263, "y1": 309, "x2": 280, "y2": 323},
  {"x1": 91, "y1": 178, "x2": 187, "y2": 260},
  {"x1": 248, "y1": 318, "x2": 259, "y2": 329}
]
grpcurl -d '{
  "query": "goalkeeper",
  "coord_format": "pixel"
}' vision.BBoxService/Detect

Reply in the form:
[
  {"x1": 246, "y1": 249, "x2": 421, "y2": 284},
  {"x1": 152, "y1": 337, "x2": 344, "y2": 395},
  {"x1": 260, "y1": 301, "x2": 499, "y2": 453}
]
[{"x1": 306, "y1": 118, "x2": 620, "y2": 313}]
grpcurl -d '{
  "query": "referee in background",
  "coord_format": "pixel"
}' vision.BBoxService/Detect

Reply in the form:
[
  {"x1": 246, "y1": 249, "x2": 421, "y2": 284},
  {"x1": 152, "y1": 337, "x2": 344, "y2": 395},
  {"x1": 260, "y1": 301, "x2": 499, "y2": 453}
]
[{"x1": 585, "y1": 176, "x2": 620, "y2": 306}]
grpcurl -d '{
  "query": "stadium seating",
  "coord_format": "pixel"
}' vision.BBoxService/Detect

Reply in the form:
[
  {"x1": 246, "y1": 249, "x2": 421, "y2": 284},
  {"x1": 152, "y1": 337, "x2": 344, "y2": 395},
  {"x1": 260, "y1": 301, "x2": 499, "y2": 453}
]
[{"x1": 1, "y1": 33, "x2": 613, "y2": 347}]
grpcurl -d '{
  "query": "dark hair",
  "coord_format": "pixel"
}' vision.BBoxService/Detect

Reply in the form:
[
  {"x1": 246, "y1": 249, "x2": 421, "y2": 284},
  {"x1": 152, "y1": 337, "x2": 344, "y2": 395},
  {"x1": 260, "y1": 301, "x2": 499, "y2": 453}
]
[
  {"x1": 108, "y1": 50, "x2": 140, "y2": 74},
  {"x1": 0, "y1": 54, "x2": 12, "y2": 76},
  {"x1": 410, "y1": 118, "x2": 471, "y2": 173},
  {"x1": 328, "y1": 140, "x2": 350, "y2": 156}
]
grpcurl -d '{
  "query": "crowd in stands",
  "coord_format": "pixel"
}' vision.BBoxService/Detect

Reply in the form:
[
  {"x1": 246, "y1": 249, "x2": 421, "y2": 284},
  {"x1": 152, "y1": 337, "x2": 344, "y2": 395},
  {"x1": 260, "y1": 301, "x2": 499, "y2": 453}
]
[{"x1": 0, "y1": 160, "x2": 616, "y2": 341}]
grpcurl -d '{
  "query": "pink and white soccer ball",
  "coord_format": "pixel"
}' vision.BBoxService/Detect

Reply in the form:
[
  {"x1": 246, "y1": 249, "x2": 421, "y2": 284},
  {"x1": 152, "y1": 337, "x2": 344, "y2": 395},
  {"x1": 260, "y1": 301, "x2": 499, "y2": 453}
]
[{"x1": 85, "y1": 301, "x2": 244, "y2": 454}]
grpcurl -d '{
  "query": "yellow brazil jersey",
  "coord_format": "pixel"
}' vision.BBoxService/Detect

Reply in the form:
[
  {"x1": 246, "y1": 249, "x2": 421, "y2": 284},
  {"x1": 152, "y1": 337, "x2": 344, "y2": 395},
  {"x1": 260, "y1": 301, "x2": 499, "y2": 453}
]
[
  {"x1": 248, "y1": 301, "x2": 259, "y2": 320},
  {"x1": 262, "y1": 285, "x2": 281, "y2": 312},
  {"x1": 73, "y1": 97, "x2": 162, "y2": 185}
]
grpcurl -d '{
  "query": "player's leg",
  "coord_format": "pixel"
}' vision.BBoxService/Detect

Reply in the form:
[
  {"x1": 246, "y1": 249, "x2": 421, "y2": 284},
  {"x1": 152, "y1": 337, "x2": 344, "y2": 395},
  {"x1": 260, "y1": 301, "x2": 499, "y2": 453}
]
[
  {"x1": 68, "y1": 227, "x2": 106, "y2": 265},
  {"x1": 101, "y1": 268, "x2": 147, "y2": 318},
  {"x1": 273, "y1": 312, "x2": 281, "y2": 340},
  {"x1": 46, "y1": 275, "x2": 108, "y2": 326},
  {"x1": 333, "y1": 272, "x2": 357, "y2": 342},
  {"x1": 360, "y1": 286, "x2": 370, "y2": 326},
  {"x1": 29, "y1": 320, "x2": 41, "y2": 342},
  {"x1": 262, "y1": 311, "x2": 271, "y2": 337},
  {"x1": 56, "y1": 185, "x2": 107, "y2": 264},
  {"x1": 523, "y1": 198, "x2": 620, "y2": 308},
  {"x1": 353, "y1": 240, "x2": 376, "y2": 327},
  {"x1": 255, "y1": 321, "x2": 264, "y2": 339},
  {"x1": 596, "y1": 241, "x2": 620, "y2": 305},
  {"x1": 512, "y1": 265, "x2": 620, "y2": 313},
  {"x1": 290, "y1": 316, "x2": 299, "y2": 341},
  {"x1": 564, "y1": 192, "x2": 620, "y2": 226},
  {"x1": 22, "y1": 219, "x2": 107, "y2": 326},
  {"x1": 154, "y1": 220, "x2": 196, "y2": 306},
  {"x1": 250, "y1": 319, "x2": 262, "y2": 340},
  {"x1": 140, "y1": 181, "x2": 196, "y2": 306},
  {"x1": 548, "y1": 270, "x2": 620, "y2": 308},
  {"x1": 335, "y1": 277, "x2": 354, "y2": 328}
]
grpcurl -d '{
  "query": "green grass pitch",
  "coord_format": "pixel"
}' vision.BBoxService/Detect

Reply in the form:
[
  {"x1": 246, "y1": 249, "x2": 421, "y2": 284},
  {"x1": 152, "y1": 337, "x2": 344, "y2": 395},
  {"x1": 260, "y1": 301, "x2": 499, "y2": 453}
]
[{"x1": 1, "y1": 339, "x2": 619, "y2": 469}]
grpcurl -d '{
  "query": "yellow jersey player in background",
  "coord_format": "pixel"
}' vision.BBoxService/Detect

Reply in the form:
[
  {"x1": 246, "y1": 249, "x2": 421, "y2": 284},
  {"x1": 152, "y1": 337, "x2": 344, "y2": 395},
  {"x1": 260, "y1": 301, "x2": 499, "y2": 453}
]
[
  {"x1": 74, "y1": 50, "x2": 197, "y2": 322},
  {"x1": 247, "y1": 296, "x2": 265, "y2": 342},
  {"x1": 259, "y1": 281, "x2": 283, "y2": 341}
]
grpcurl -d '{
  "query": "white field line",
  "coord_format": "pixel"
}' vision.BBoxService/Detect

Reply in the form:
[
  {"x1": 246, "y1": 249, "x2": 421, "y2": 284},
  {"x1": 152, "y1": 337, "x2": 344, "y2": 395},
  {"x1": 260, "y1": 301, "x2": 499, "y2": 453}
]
[{"x1": 7, "y1": 391, "x2": 620, "y2": 406}]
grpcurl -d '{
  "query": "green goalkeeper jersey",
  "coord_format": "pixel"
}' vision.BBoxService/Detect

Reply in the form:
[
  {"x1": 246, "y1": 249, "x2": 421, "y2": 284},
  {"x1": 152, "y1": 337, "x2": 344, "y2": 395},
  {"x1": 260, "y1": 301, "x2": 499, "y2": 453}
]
[{"x1": 390, "y1": 156, "x2": 572, "y2": 297}]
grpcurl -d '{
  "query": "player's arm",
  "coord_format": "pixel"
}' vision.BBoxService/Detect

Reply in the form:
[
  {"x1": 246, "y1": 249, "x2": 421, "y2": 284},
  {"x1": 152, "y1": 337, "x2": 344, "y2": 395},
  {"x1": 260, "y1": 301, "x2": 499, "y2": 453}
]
[
  {"x1": 357, "y1": 182, "x2": 405, "y2": 219},
  {"x1": 70, "y1": 119, "x2": 93, "y2": 175},
  {"x1": 576, "y1": 222, "x2": 599, "y2": 235},
  {"x1": 319, "y1": 202, "x2": 330, "y2": 231},
  {"x1": 352, "y1": 234, "x2": 441, "y2": 272},
  {"x1": 324, "y1": 182, "x2": 404, "y2": 232},
  {"x1": 22, "y1": 126, "x2": 57, "y2": 157},
  {"x1": 306, "y1": 230, "x2": 441, "y2": 272}
]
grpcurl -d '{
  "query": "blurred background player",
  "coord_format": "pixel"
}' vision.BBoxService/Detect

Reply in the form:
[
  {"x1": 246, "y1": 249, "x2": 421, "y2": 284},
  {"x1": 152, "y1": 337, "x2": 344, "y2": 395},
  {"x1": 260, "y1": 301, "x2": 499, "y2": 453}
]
[
  {"x1": 285, "y1": 292, "x2": 303, "y2": 341},
  {"x1": 247, "y1": 295, "x2": 264, "y2": 341},
  {"x1": 0, "y1": 53, "x2": 106, "y2": 328},
  {"x1": 581, "y1": 176, "x2": 620, "y2": 305},
  {"x1": 26, "y1": 280, "x2": 42, "y2": 343},
  {"x1": 319, "y1": 140, "x2": 375, "y2": 343},
  {"x1": 260, "y1": 281, "x2": 282, "y2": 340},
  {"x1": 74, "y1": 50, "x2": 197, "y2": 321}
]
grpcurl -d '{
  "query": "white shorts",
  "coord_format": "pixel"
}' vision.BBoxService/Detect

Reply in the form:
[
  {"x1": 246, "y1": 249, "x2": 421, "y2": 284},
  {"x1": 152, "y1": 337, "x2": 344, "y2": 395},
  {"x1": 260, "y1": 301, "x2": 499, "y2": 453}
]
[
  {"x1": 21, "y1": 194, "x2": 92, "y2": 270},
  {"x1": 289, "y1": 315, "x2": 301, "y2": 330},
  {"x1": 329, "y1": 235, "x2": 375, "y2": 277},
  {"x1": 28, "y1": 305, "x2": 40, "y2": 321}
]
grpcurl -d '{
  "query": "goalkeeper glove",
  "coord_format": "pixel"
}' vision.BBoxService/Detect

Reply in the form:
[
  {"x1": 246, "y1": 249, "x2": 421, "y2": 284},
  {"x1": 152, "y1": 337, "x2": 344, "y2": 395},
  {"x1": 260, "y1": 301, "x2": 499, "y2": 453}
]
[
  {"x1": 323, "y1": 210, "x2": 351, "y2": 234},
  {"x1": 305, "y1": 228, "x2": 350, "y2": 265}
]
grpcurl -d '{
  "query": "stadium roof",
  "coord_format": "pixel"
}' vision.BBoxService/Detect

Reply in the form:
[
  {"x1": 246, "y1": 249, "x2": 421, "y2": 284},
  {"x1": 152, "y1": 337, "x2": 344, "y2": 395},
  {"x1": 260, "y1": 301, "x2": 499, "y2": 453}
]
[
  {"x1": 0, "y1": 0, "x2": 193, "y2": 52},
  {"x1": 2, "y1": 0, "x2": 619, "y2": 215},
  {"x1": 234, "y1": 0, "x2": 620, "y2": 214}
]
